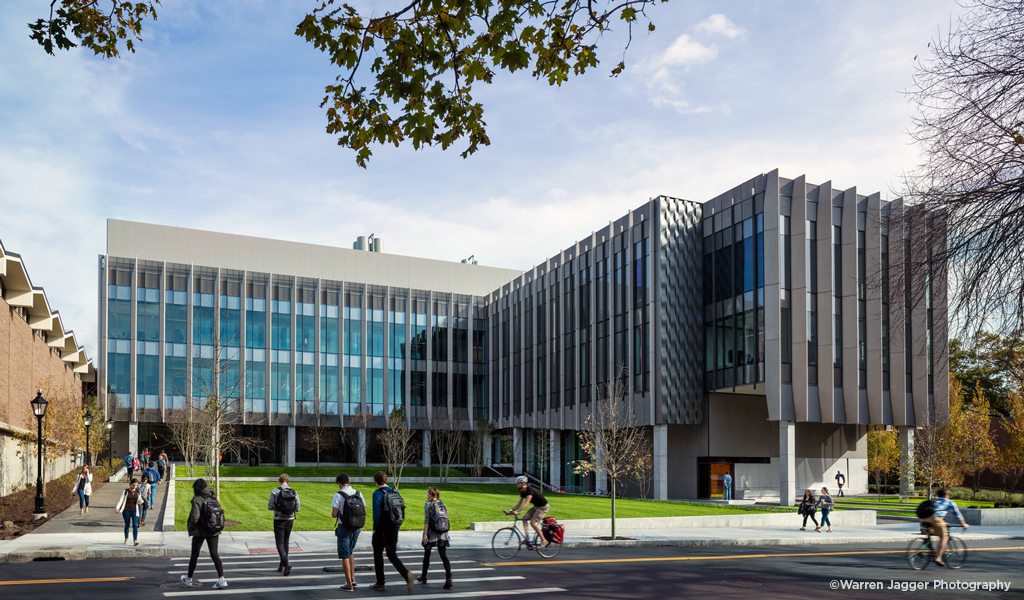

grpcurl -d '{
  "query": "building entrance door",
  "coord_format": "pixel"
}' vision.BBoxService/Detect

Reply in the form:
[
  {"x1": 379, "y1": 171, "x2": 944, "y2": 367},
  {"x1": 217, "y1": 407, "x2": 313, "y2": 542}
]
[{"x1": 710, "y1": 463, "x2": 732, "y2": 499}]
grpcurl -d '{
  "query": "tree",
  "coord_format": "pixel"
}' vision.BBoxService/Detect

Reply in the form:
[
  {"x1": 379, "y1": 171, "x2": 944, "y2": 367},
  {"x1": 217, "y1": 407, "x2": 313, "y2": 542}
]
[
  {"x1": 904, "y1": 0, "x2": 1024, "y2": 338},
  {"x1": 377, "y1": 408, "x2": 417, "y2": 489},
  {"x1": 31, "y1": 1, "x2": 666, "y2": 167},
  {"x1": 572, "y1": 368, "x2": 647, "y2": 540},
  {"x1": 299, "y1": 402, "x2": 334, "y2": 469},
  {"x1": 14, "y1": 378, "x2": 88, "y2": 494},
  {"x1": 630, "y1": 437, "x2": 653, "y2": 501},
  {"x1": 83, "y1": 394, "x2": 110, "y2": 466},
  {"x1": 468, "y1": 420, "x2": 493, "y2": 477},
  {"x1": 166, "y1": 404, "x2": 209, "y2": 478},
  {"x1": 952, "y1": 384, "x2": 999, "y2": 498},
  {"x1": 867, "y1": 427, "x2": 899, "y2": 498},
  {"x1": 339, "y1": 411, "x2": 372, "y2": 475},
  {"x1": 996, "y1": 389, "x2": 1024, "y2": 500},
  {"x1": 915, "y1": 375, "x2": 962, "y2": 498},
  {"x1": 433, "y1": 408, "x2": 469, "y2": 483}
]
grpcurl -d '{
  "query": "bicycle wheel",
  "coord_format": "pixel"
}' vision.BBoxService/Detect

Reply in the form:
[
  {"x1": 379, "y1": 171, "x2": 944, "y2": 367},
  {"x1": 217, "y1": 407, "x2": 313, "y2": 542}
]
[
  {"x1": 537, "y1": 541, "x2": 562, "y2": 558},
  {"x1": 944, "y1": 537, "x2": 968, "y2": 569},
  {"x1": 492, "y1": 527, "x2": 523, "y2": 560},
  {"x1": 906, "y1": 538, "x2": 932, "y2": 570}
]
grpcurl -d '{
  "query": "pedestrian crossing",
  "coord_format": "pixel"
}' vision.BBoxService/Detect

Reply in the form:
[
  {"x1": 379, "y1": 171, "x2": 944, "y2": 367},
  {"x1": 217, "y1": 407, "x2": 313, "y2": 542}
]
[{"x1": 162, "y1": 549, "x2": 565, "y2": 598}]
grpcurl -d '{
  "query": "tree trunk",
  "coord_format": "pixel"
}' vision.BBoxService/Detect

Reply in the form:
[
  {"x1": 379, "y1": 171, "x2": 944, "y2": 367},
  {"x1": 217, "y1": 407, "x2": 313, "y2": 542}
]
[
  {"x1": 610, "y1": 478, "x2": 617, "y2": 541},
  {"x1": 214, "y1": 419, "x2": 221, "y2": 499}
]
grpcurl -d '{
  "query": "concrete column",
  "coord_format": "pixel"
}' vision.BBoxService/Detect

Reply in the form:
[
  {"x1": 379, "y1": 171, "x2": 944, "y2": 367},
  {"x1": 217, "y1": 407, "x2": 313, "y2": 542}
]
[
  {"x1": 128, "y1": 422, "x2": 139, "y2": 458},
  {"x1": 653, "y1": 424, "x2": 668, "y2": 501},
  {"x1": 422, "y1": 430, "x2": 432, "y2": 469},
  {"x1": 357, "y1": 428, "x2": 367, "y2": 467},
  {"x1": 549, "y1": 430, "x2": 561, "y2": 489},
  {"x1": 899, "y1": 427, "x2": 915, "y2": 496},
  {"x1": 780, "y1": 420, "x2": 796, "y2": 506},
  {"x1": 513, "y1": 428, "x2": 523, "y2": 474},
  {"x1": 595, "y1": 432, "x2": 607, "y2": 494},
  {"x1": 286, "y1": 426, "x2": 296, "y2": 467},
  {"x1": 482, "y1": 431, "x2": 492, "y2": 468}
]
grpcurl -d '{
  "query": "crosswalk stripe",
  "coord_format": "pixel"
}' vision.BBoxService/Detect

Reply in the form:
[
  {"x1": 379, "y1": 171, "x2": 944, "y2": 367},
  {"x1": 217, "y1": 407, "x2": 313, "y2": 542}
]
[
  {"x1": 173, "y1": 560, "x2": 477, "y2": 575},
  {"x1": 170, "y1": 550, "x2": 422, "y2": 563},
  {"x1": 163, "y1": 577, "x2": 538, "y2": 597},
  {"x1": 193, "y1": 568, "x2": 495, "y2": 584}
]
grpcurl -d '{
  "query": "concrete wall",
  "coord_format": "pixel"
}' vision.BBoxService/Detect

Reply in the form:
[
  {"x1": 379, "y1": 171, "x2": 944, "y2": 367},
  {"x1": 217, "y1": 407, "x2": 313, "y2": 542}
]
[
  {"x1": 469, "y1": 510, "x2": 877, "y2": 531},
  {"x1": 0, "y1": 431, "x2": 84, "y2": 496}
]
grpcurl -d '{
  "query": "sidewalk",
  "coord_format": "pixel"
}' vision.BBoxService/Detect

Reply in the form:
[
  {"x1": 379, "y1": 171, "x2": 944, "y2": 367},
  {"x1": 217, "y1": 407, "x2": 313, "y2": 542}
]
[{"x1": 3, "y1": 521, "x2": 1023, "y2": 562}]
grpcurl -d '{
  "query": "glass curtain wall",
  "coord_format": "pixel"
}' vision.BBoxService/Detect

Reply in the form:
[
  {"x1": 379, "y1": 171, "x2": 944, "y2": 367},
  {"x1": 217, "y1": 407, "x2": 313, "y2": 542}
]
[
  {"x1": 367, "y1": 291, "x2": 385, "y2": 416},
  {"x1": 389, "y1": 294, "x2": 407, "y2": 415},
  {"x1": 535, "y1": 290, "x2": 546, "y2": 412},
  {"x1": 320, "y1": 288, "x2": 340, "y2": 416},
  {"x1": 192, "y1": 274, "x2": 216, "y2": 407},
  {"x1": 524, "y1": 286, "x2": 533, "y2": 415},
  {"x1": 219, "y1": 277, "x2": 242, "y2": 410},
  {"x1": 453, "y1": 298, "x2": 470, "y2": 413},
  {"x1": 411, "y1": 295, "x2": 428, "y2": 412},
  {"x1": 107, "y1": 265, "x2": 132, "y2": 407},
  {"x1": 245, "y1": 279, "x2": 267, "y2": 413},
  {"x1": 579, "y1": 257, "x2": 591, "y2": 403},
  {"x1": 165, "y1": 272, "x2": 188, "y2": 409},
  {"x1": 296, "y1": 286, "x2": 316, "y2": 415},
  {"x1": 343, "y1": 288, "x2": 363, "y2": 416},
  {"x1": 564, "y1": 262, "x2": 575, "y2": 409},
  {"x1": 270, "y1": 283, "x2": 292, "y2": 414},
  {"x1": 473, "y1": 302, "x2": 487, "y2": 421},
  {"x1": 432, "y1": 297, "x2": 449, "y2": 413},
  {"x1": 136, "y1": 270, "x2": 160, "y2": 409},
  {"x1": 550, "y1": 277, "x2": 560, "y2": 412}
]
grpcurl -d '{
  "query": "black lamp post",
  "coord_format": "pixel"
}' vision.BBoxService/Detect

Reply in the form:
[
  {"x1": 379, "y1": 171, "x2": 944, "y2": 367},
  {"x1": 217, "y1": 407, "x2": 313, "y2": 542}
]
[
  {"x1": 107, "y1": 418, "x2": 115, "y2": 468},
  {"x1": 82, "y1": 411, "x2": 93, "y2": 467},
  {"x1": 30, "y1": 390, "x2": 49, "y2": 518}
]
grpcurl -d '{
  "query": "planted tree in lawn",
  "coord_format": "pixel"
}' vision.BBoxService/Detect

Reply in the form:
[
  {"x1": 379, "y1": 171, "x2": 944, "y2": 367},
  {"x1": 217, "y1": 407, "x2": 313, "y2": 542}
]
[
  {"x1": 166, "y1": 403, "x2": 209, "y2": 478},
  {"x1": 997, "y1": 389, "x2": 1024, "y2": 501},
  {"x1": 469, "y1": 420, "x2": 493, "y2": 477},
  {"x1": 631, "y1": 436, "x2": 654, "y2": 501},
  {"x1": 952, "y1": 384, "x2": 998, "y2": 498},
  {"x1": 915, "y1": 375, "x2": 962, "y2": 498},
  {"x1": 83, "y1": 395, "x2": 110, "y2": 466},
  {"x1": 378, "y1": 408, "x2": 417, "y2": 489},
  {"x1": 867, "y1": 426, "x2": 899, "y2": 498},
  {"x1": 434, "y1": 407, "x2": 469, "y2": 483},
  {"x1": 339, "y1": 411, "x2": 372, "y2": 475},
  {"x1": 573, "y1": 368, "x2": 646, "y2": 540},
  {"x1": 299, "y1": 399, "x2": 335, "y2": 469}
]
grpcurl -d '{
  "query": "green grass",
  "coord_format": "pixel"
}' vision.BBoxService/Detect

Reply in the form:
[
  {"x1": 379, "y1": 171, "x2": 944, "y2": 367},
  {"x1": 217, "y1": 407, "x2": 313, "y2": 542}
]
[
  {"x1": 175, "y1": 481, "x2": 789, "y2": 532},
  {"x1": 175, "y1": 465, "x2": 468, "y2": 479}
]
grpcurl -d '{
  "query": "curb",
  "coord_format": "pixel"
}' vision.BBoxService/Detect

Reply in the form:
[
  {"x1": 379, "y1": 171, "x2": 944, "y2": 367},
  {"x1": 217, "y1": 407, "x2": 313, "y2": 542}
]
[{"x1": 162, "y1": 463, "x2": 175, "y2": 532}]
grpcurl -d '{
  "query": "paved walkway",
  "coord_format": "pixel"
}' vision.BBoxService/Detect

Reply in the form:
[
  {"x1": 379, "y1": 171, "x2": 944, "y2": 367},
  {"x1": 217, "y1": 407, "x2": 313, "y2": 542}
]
[
  {"x1": 29, "y1": 471, "x2": 169, "y2": 536},
  {"x1": 3, "y1": 521, "x2": 1023, "y2": 562}
]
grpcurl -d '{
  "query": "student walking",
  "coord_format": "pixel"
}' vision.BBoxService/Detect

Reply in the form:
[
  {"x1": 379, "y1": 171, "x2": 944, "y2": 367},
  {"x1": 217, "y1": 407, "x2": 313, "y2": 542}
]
[
  {"x1": 71, "y1": 465, "x2": 93, "y2": 514},
  {"x1": 138, "y1": 478, "x2": 151, "y2": 527},
  {"x1": 114, "y1": 478, "x2": 145, "y2": 545},
  {"x1": 142, "y1": 461, "x2": 161, "y2": 509},
  {"x1": 723, "y1": 473, "x2": 732, "y2": 501},
  {"x1": 157, "y1": 453, "x2": 167, "y2": 480},
  {"x1": 835, "y1": 470, "x2": 846, "y2": 497},
  {"x1": 370, "y1": 471, "x2": 413, "y2": 592},
  {"x1": 142, "y1": 447, "x2": 151, "y2": 466},
  {"x1": 268, "y1": 474, "x2": 300, "y2": 575},
  {"x1": 417, "y1": 487, "x2": 452, "y2": 589},
  {"x1": 817, "y1": 487, "x2": 834, "y2": 533},
  {"x1": 181, "y1": 479, "x2": 228, "y2": 589},
  {"x1": 331, "y1": 473, "x2": 366, "y2": 592},
  {"x1": 124, "y1": 451, "x2": 136, "y2": 480},
  {"x1": 799, "y1": 490, "x2": 820, "y2": 532}
]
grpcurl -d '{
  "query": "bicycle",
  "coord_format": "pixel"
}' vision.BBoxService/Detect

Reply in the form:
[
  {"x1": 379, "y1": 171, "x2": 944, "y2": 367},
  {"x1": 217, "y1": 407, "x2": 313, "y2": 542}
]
[
  {"x1": 491, "y1": 514, "x2": 562, "y2": 560},
  {"x1": 906, "y1": 522, "x2": 967, "y2": 570}
]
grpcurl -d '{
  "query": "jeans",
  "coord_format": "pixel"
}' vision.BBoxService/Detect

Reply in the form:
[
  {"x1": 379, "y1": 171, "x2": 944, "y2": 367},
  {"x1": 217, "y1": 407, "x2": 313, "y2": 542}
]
[
  {"x1": 122, "y1": 511, "x2": 139, "y2": 541},
  {"x1": 77, "y1": 489, "x2": 89, "y2": 509},
  {"x1": 126, "y1": 468, "x2": 134, "y2": 481},
  {"x1": 149, "y1": 483, "x2": 158, "y2": 508},
  {"x1": 821, "y1": 508, "x2": 832, "y2": 527},
  {"x1": 724, "y1": 484, "x2": 731, "y2": 500},
  {"x1": 187, "y1": 536, "x2": 224, "y2": 579},
  {"x1": 837, "y1": 484, "x2": 844, "y2": 497},
  {"x1": 421, "y1": 543, "x2": 451, "y2": 576},
  {"x1": 274, "y1": 519, "x2": 294, "y2": 565},
  {"x1": 372, "y1": 527, "x2": 408, "y2": 585},
  {"x1": 141, "y1": 503, "x2": 148, "y2": 522}
]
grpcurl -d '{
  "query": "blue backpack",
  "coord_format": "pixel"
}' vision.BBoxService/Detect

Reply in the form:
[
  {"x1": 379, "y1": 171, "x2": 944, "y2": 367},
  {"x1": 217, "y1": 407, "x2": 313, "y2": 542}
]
[{"x1": 124, "y1": 455, "x2": 134, "y2": 468}]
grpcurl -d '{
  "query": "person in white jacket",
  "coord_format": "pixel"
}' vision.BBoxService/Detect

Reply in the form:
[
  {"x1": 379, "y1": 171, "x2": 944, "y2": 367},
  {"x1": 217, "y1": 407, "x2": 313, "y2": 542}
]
[
  {"x1": 115, "y1": 479, "x2": 145, "y2": 546},
  {"x1": 70, "y1": 465, "x2": 93, "y2": 515}
]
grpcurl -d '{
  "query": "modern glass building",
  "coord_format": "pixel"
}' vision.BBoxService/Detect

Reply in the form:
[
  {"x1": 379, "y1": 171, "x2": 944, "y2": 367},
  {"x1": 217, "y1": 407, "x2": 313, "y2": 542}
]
[{"x1": 99, "y1": 169, "x2": 946, "y2": 502}]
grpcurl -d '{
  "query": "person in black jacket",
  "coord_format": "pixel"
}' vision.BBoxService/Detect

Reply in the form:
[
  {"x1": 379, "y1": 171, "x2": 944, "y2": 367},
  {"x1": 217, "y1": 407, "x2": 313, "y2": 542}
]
[
  {"x1": 181, "y1": 479, "x2": 228, "y2": 590},
  {"x1": 799, "y1": 489, "x2": 820, "y2": 532},
  {"x1": 369, "y1": 471, "x2": 413, "y2": 592}
]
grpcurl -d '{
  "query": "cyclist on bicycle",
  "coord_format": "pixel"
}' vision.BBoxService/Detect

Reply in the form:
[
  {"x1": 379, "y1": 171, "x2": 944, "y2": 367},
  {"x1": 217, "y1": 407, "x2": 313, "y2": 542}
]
[
  {"x1": 504, "y1": 475, "x2": 550, "y2": 548},
  {"x1": 920, "y1": 488, "x2": 968, "y2": 567}
]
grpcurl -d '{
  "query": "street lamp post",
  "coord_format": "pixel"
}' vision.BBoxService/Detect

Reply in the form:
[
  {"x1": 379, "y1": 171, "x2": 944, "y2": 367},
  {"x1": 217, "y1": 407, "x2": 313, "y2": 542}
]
[
  {"x1": 30, "y1": 390, "x2": 49, "y2": 519},
  {"x1": 82, "y1": 411, "x2": 93, "y2": 467},
  {"x1": 107, "y1": 418, "x2": 114, "y2": 468}
]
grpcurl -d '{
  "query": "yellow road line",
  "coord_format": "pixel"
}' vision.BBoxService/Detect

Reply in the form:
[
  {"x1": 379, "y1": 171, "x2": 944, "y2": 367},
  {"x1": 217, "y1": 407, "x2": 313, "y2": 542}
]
[
  {"x1": 0, "y1": 577, "x2": 134, "y2": 586},
  {"x1": 483, "y1": 546, "x2": 1024, "y2": 567}
]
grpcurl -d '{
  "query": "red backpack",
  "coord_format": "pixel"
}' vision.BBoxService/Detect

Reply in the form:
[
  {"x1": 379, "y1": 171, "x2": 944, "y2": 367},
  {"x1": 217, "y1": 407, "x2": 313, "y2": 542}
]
[{"x1": 543, "y1": 517, "x2": 564, "y2": 544}]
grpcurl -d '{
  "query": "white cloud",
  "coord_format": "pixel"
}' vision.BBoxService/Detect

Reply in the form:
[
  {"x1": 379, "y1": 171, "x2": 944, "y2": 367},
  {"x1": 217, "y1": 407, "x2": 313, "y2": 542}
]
[
  {"x1": 657, "y1": 34, "x2": 718, "y2": 69},
  {"x1": 694, "y1": 14, "x2": 745, "y2": 39}
]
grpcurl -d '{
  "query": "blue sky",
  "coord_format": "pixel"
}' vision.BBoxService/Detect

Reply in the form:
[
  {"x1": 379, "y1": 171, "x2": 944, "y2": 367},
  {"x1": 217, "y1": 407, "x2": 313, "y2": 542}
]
[{"x1": 0, "y1": 0, "x2": 961, "y2": 357}]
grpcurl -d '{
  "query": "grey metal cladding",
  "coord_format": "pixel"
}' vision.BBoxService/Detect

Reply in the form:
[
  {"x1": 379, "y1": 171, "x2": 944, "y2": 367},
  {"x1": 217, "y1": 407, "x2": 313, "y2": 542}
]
[{"x1": 657, "y1": 196, "x2": 704, "y2": 425}]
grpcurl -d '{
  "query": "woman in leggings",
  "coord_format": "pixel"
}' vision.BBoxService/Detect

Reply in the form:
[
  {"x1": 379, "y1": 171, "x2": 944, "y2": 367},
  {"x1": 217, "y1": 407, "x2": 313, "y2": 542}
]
[
  {"x1": 799, "y1": 489, "x2": 820, "y2": 532},
  {"x1": 181, "y1": 479, "x2": 228, "y2": 589},
  {"x1": 416, "y1": 487, "x2": 452, "y2": 589}
]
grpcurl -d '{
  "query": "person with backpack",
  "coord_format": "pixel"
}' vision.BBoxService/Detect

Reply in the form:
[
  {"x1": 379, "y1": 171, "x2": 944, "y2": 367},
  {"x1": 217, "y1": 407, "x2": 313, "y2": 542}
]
[
  {"x1": 157, "y1": 453, "x2": 167, "y2": 480},
  {"x1": 268, "y1": 473, "x2": 301, "y2": 576},
  {"x1": 114, "y1": 478, "x2": 145, "y2": 546},
  {"x1": 181, "y1": 478, "x2": 228, "y2": 590},
  {"x1": 918, "y1": 488, "x2": 969, "y2": 567},
  {"x1": 138, "y1": 478, "x2": 151, "y2": 527},
  {"x1": 331, "y1": 473, "x2": 366, "y2": 592},
  {"x1": 416, "y1": 486, "x2": 452, "y2": 589},
  {"x1": 142, "y1": 461, "x2": 161, "y2": 509},
  {"x1": 124, "y1": 451, "x2": 136, "y2": 480},
  {"x1": 370, "y1": 471, "x2": 413, "y2": 592}
]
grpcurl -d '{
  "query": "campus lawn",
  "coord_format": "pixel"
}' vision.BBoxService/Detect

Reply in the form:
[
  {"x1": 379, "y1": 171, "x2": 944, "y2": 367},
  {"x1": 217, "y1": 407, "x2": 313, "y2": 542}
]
[
  {"x1": 175, "y1": 465, "x2": 468, "y2": 479},
  {"x1": 174, "y1": 481, "x2": 790, "y2": 532}
]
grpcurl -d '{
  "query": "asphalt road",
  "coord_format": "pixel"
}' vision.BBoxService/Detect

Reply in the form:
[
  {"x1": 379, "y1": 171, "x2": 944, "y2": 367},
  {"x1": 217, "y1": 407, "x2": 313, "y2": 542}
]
[{"x1": 1, "y1": 539, "x2": 1022, "y2": 599}]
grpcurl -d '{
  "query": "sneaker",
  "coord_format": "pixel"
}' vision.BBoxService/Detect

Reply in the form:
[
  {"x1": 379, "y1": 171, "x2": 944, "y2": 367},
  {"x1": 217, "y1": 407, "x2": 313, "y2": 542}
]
[
  {"x1": 213, "y1": 578, "x2": 228, "y2": 589},
  {"x1": 180, "y1": 576, "x2": 194, "y2": 588},
  {"x1": 134, "y1": 541, "x2": 140, "y2": 546},
  {"x1": 368, "y1": 583, "x2": 386, "y2": 591},
  {"x1": 406, "y1": 572, "x2": 414, "y2": 591},
  {"x1": 340, "y1": 584, "x2": 356, "y2": 592},
  {"x1": 124, "y1": 539, "x2": 130, "y2": 545}
]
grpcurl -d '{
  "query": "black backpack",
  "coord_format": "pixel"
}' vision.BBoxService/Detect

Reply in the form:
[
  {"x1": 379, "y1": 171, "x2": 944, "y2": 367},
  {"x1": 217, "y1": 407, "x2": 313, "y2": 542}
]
[
  {"x1": 429, "y1": 500, "x2": 450, "y2": 534},
  {"x1": 380, "y1": 489, "x2": 405, "y2": 527},
  {"x1": 275, "y1": 487, "x2": 298, "y2": 517},
  {"x1": 340, "y1": 491, "x2": 366, "y2": 530},
  {"x1": 916, "y1": 499, "x2": 936, "y2": 519},
  {"x1": 198, "y1": 495, "x2": 226, "y2": 535},
  {"x1": 146, "y1": 469, "x2": 159, "y2": 483}
]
